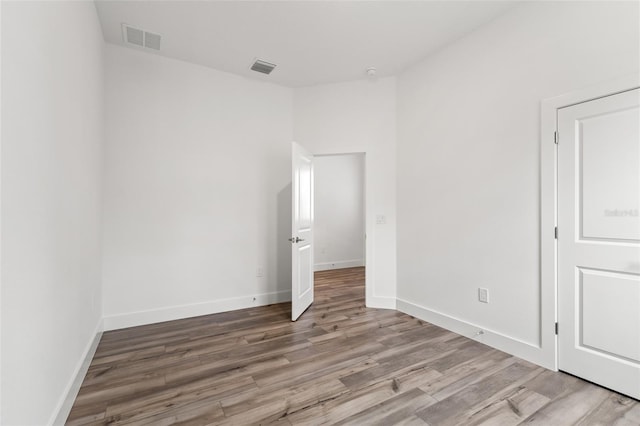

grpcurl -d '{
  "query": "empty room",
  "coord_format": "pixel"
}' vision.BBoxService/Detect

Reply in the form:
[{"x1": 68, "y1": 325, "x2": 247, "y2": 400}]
[{"x1": 1, "y1": 0, "x2": 639, "y2": 424}]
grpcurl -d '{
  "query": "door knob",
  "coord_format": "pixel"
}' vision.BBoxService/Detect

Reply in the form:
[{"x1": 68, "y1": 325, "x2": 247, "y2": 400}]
[{"x1": 288, "y1": 237, "x2": 305, "y2": 243}]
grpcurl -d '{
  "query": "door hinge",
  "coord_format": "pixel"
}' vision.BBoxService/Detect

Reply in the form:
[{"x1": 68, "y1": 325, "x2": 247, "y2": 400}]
[
  {"x1": 555, "y1": 322, "x2": 558, "y2": 335},
  {"x1": 554, "y1": 131, "x2": 558, "y2": 145},
  {"x1": 554, "y1": 227, "x2": 558, "y2": 239}
]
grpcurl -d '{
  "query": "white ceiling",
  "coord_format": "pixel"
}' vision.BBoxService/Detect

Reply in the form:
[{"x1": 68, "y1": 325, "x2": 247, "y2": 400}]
[{"x1": 95, "y1": 1, "x2": 516, "y2": 87}]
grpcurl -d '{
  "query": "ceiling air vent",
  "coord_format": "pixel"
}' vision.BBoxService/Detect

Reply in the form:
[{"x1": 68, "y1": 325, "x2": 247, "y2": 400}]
[
  {"x1": 250, "y1": 59, "x2": 277, "y2": 75},
  {"x1": 122, "y1": 24, "x2": 161, "y2": 51}
]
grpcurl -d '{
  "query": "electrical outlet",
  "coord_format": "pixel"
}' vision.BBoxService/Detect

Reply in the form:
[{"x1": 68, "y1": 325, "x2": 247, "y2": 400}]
[
  {"x1": 478, "y1": 288, "x2": 489, "y2": 303},
  {"x1": 256, "y1": 267, "x2": 264, "y2": 277},
  {"x1": 376, "y1": 215, "x2": 386, "y2": 225}
]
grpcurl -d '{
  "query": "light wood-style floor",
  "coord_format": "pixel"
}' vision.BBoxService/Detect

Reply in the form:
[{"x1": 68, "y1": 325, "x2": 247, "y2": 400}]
[{"x1": 67, "y1": 267, "x2": 639, "y2": 425}]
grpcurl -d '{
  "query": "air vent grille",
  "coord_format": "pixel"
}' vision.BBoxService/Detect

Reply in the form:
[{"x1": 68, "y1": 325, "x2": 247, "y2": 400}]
[
  {"x1": 122, "y1": 24, "x2": 161, "y2": 51},
  {"x1": 126, "y1": 26, "x2": 144, "y2": 47},
  {"x1": 144, "y1": 32, "x2": 161, "y2": 50},
  {"x1": 250, "y1": 60, "x2": 276, "y2": 75}
]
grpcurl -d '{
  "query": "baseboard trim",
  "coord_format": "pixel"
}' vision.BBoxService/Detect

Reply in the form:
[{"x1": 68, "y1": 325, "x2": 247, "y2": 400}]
[
  {"x1": 396, "y1": 298, "x2": 552, "y2": 369},
  {"x1": 366, "y1": 295, "x2": 397, "y2": 310},
  {"x1": 314, "y1": 259, "x2": 365, "y2": 271},
  {"x1": 50, "y1": 318, "x2": 103, "y2": 426},
  {"x1": 103, "y1": 290, "x2": 292, "y2": 331}
]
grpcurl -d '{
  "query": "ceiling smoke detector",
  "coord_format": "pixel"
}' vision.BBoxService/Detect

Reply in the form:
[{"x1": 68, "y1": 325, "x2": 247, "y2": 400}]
[
  {"x1": 250, "y1": 59, "x2": 277, "y2": 75},
  {"x1": 122, "y1": 24, "x2": 161, "y2": 50},
  {"x1": 366, "y1": 67, "x2": 377, "y2": 78}
]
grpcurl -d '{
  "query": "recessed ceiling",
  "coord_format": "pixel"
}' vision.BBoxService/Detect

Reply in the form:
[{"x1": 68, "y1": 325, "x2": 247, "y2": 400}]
[{"x1": 94, "y1": 1, "x2": 517, "y2": 87}]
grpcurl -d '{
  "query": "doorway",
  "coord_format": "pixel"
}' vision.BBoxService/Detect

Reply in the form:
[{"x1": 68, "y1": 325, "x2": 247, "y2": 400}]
[
  {"x1": 313, "y1": 153, "x2": 366, "y2": 273},
  {"x1": 313, "y1": 153, "x2": 366, "y2": 308},
  {"x1": 290, "y1": 147, "x2": 367, "y2": 321}
]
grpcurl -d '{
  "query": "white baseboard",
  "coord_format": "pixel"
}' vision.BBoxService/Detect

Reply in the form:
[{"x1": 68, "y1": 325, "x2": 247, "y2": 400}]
[
  {"x1": 314, "y1": 259, "x2": 364, "y2": 271},
  {"x1": 50, "y1": 319, "x2": 103, "y2": 426},
  {"x1": 103, "y1": 290, "x2": 292, "y2": 331},
  {"x1": 396, "y1": 298, "x2": 552, "y2": 369},
  {"x1": 366, "y1": 295, "x2": 397, "y2": 310}
]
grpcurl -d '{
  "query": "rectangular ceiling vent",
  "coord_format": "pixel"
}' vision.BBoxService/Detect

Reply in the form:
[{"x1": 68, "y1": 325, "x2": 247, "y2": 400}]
[
  {"x1": 250, "y1": 59, "x2": 277, "y2": 75},
  {"x1": 122, "y1": 24, "x2": 161, "y2": 51}
]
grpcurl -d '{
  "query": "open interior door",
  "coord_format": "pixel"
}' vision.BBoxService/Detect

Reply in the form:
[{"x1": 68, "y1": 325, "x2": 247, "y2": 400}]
[{"x1": 291, "y1": 142, "x2": 314, "y2": 321}]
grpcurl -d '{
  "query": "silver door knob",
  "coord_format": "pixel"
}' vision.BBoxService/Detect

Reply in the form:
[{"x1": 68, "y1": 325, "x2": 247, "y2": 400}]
[{"x1": 288, "y1": 237, "x2": 305, "y2": 243}]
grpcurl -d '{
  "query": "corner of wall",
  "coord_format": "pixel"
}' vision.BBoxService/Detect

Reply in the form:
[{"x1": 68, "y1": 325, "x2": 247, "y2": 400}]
[{"x1": 50, "y1": 319, "x2": 104, "y2": 426}]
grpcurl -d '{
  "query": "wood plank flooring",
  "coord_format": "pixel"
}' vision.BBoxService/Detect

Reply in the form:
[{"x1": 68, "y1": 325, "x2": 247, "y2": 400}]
[{"x1": 67, "y1": 267, "x2": 639, "y2": 425}]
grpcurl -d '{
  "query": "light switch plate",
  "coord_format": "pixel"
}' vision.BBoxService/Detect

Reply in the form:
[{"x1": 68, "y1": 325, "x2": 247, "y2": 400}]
[{"x1": 478, "y1": 288, "x2": 489, "y2": 303}]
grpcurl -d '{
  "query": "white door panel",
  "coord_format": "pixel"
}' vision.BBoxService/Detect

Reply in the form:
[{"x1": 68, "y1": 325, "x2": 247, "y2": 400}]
[
  {"x1": 580, "y1": 268, "x2": 640, "y2": 363},
  {"x1": 580, "y1": 106, "x2": 640, "y2": 241},
  {"x1": 291, "y1": 142, "x2": 314, "y2": 321},
  {"x1": 558, "y1": 88, "x2": 640, "y2": 399}
]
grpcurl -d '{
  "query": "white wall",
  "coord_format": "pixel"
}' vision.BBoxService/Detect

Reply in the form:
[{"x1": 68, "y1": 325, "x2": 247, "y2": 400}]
[
  {"x1": 102, "y1": 45, "x2": 294, "y2": 329},
  {"x1": 314, "y1": 154, "x2": 365, "y2": 271},
  {"x1": 396, "y1": 1, "x2": 640, "y2": 367},
  {"x1": 1, "y1": 2, "x2": 105, "y2": 424},
  {"x1": 294, "y1": 78, "x2": 397, "y2": 308}
]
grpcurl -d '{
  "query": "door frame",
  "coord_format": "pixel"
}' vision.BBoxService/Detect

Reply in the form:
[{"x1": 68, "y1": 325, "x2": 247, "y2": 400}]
[
  {"x1": 540, "y1": 72, "x2": 640, "y2": 371},
  {"x1": 309, "y1": 150, "x2": 375, "y2": 307}
]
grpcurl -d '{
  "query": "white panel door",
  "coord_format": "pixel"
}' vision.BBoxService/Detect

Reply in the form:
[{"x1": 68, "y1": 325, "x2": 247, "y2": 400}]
[
  {"x1": 558, "y1": 88, "x2": 640, "y2": 399},
  {"x1": 291, "y1": 142, "x2": 314, "y2": 321}
]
